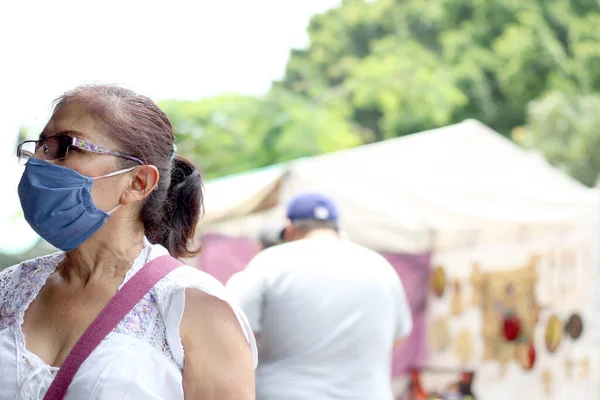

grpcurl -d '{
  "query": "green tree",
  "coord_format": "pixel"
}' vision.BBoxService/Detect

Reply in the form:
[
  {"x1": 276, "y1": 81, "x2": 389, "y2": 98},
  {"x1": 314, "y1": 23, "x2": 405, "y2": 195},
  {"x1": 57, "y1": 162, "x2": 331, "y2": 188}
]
[
  {"x1": 161, "y1": 90, "x2": 361, "y2": 179},
  {"x1": 163, "y1": 0, "x2": 600, "y2": 184},
  {"x1": 280, "y1": 0, "x2": 600, "y2": 139},
  {"x1": 517, "y1": 91, "x2": 600, "y2": 187}
]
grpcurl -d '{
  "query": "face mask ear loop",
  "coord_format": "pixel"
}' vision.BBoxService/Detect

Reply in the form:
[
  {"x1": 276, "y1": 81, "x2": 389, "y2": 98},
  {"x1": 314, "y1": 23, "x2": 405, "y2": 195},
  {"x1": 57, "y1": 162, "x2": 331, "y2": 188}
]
[
  {"x1": 92, "y1": 168, "x2": 135, "y2": 215},
  {"x1": 106, "y1": 203, "x2": 121, "y2": 215},
  {"x1": 92, "y1": 166, "x2": 137, "y2": 180}
]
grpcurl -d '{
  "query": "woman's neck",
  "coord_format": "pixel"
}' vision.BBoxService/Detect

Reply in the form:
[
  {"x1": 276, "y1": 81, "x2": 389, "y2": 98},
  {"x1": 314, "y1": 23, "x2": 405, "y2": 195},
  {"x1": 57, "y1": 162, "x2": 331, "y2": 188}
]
[{"x1": 59, "y1": 226, "x2": 145, "y2": 286}]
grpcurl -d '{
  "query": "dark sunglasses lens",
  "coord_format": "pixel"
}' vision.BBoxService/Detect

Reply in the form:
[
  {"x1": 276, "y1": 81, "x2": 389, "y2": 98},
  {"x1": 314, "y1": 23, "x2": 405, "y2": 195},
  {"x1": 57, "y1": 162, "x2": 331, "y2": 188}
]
[{"x1": 44, "y1": 136, "x2": 71, "y2": 160}]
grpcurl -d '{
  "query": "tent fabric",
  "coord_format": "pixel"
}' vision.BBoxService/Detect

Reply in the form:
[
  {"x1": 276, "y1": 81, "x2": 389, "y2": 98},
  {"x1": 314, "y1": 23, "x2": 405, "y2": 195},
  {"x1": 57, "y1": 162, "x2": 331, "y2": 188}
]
[
  {"x1": 196, "y1": 233, "x2": 260, "y2": 284},
  {"x1": 198, "y1": 119, "x2": 599, "y2": 253},
  {"x1": 382, "y1": 251, "x2": 431, "y2": 377},
  {"x1": 202, "y1": 164, "x2": 286, "y2": 224}
]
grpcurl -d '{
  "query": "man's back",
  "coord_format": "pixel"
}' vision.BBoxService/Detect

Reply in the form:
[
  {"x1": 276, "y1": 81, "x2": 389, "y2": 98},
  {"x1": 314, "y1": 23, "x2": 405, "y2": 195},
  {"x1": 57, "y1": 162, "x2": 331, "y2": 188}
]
[{"x1": 228, "y1": 237, "x2": 412, "y2": 400}]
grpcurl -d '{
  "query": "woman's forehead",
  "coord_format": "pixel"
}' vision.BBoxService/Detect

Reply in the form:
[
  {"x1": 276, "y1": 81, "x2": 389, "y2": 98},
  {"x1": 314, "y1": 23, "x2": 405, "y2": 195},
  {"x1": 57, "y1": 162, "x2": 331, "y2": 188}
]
[{"x1": 43, "y1": 102, "x2": 108, "y2": 144}]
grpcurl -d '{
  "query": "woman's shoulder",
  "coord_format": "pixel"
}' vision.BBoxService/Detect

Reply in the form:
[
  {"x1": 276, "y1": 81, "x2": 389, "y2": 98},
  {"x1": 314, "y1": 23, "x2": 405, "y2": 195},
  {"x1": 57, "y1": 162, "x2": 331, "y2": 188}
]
[
  {"x1": 0, "y1": 252, "x2": 63, "y2": 328},
  {"x1": 0, "y1": 252, "x2": 63, "y2": 288},
  {"x1": 152, "y1": 263, "x2": 257, "y2": 368},
  {"x1": 160, "y1": 265, "x2": 227, "y2": 295},
  {"x1": 153, "y1": 264, "x2": 234, "y2": 317}
]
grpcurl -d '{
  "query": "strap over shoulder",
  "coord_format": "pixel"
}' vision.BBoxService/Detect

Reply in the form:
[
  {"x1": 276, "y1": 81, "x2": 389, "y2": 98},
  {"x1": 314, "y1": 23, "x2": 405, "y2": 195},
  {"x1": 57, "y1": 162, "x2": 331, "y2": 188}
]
[{"x1": 43, "y1": 255, "x2": 184, "y2": 400}]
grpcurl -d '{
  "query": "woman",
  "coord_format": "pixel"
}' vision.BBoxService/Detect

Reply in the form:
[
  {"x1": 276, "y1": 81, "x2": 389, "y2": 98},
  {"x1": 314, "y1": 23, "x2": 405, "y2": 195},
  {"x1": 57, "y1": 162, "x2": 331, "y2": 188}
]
[{"x1": 0, "y1": 85, "x2": 257, "y2": 399}]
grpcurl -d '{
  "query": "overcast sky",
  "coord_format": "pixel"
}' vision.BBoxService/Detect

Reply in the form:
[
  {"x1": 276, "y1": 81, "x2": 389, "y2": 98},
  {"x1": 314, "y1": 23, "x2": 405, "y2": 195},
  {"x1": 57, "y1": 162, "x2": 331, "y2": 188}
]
[{"x1": 0, "y1": 0, "x2": 340, "y2": 253}]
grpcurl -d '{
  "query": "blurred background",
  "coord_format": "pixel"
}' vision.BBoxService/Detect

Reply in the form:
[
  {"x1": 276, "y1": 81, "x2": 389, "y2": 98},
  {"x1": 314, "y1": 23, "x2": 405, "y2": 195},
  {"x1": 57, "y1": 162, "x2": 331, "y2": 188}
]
[{"x1": 2, "y1": 0, "x2": 600, "y2": 399}]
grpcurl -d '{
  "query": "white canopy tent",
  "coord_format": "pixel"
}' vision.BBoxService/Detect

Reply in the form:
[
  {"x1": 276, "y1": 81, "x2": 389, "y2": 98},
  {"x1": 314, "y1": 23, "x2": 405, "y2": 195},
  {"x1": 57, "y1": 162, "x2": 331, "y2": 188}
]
[{"x1": 199, "y1": 119, "x2": 597, "y2": 253}]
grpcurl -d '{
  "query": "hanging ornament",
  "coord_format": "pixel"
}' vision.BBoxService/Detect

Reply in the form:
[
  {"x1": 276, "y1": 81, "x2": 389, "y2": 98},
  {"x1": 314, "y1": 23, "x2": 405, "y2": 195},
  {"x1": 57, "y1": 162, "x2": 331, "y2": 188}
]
[
  {"x1": 469, "y1": 263, "x2": 483, "y2": 307},
  {"x1": 541, "y1": 369, "x2": 553, "y2": 396},
  {"x1": 454, "y1": 328, "x2": 474, "y2": 364},
  {"x1": 429, "y1": 317, "x2": 450, "y2": 352},
  {"x1": 502, "y1": 311, "x2": 521, "y2": 341},
  {"x1": 516, "y1": 337, "x2": 536, "y2": 370},
  {"x1": 431, "y1": 265, "x2": 447, "y2": 298},
  {"x1": 545, "y1": 315, "x2": 562, "y2": 353},
  {"x1": 579, "y1": 357, "x2": 590, "y2": 380},
  {"x1": 564, "y1": 357, "x2": 574, "y2": 378},
  {"x1": 450, "y1": 279, "x2": 463, "y2": 316},
  {"x1": 565, "y1": 313, "x2": 583, "y2": 340}
]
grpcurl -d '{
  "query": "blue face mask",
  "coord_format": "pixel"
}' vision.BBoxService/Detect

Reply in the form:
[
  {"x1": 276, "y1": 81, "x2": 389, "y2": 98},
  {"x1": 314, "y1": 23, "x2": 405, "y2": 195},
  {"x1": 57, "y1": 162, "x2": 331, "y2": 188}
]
[{"x1": 18, "y1": 158, "x2": 135, "y2": 251}]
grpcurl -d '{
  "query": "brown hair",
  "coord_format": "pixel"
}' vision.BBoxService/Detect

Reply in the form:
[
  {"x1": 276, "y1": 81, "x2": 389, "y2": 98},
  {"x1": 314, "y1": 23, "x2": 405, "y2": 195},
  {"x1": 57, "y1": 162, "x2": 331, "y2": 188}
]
[
  {"x1": 290, "y1": 219, "x2": 339, "y2": 234},
  {"x1": 53, "y1": 84, "x2": 203, "y2": 258}
]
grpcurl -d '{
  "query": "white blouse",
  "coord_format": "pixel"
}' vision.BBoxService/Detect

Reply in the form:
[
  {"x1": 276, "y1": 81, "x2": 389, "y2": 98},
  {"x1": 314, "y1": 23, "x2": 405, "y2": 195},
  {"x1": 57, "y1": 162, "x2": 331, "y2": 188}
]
[{"x1": 0, "y1": 239, "x2": 257, "y2": 400}]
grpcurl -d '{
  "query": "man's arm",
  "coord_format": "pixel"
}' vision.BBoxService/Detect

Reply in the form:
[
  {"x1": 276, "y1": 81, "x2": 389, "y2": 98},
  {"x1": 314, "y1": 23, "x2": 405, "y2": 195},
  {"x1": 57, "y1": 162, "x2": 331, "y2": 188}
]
[{"x1": 391, "y1": 271, "x2": 413, "y2": 349}]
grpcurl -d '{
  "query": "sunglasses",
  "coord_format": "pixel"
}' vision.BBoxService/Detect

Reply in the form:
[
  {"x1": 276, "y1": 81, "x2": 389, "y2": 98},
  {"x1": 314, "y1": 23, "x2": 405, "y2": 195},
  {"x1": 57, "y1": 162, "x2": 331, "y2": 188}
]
[{"x1": 17, "y1": 134, "x2": 144, "y2": 166}]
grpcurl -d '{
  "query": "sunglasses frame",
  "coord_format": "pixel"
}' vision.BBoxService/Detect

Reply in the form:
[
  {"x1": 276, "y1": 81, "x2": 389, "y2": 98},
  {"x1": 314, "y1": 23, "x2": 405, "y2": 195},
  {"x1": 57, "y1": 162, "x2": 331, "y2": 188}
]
[{"x1": 17, "y1": 134, "x2": 144, "y2": 165}]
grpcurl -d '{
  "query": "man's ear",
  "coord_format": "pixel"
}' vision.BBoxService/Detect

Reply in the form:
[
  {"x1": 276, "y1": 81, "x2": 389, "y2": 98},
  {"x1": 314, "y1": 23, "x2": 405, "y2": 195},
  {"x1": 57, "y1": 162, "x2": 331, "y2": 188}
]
[
  {"x1": 121, "y1": 165, "x2": 160, "y2": 205},
  {"x1": 283, "y1": 220, "x2": 294, "y2": 242}
]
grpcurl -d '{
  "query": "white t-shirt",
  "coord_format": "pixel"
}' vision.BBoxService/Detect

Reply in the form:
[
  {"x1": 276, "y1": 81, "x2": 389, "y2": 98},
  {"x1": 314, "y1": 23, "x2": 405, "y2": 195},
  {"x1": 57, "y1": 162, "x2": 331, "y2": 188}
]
[{"x1": 226, "y1": 237, "x2": 412, "y2": 400}]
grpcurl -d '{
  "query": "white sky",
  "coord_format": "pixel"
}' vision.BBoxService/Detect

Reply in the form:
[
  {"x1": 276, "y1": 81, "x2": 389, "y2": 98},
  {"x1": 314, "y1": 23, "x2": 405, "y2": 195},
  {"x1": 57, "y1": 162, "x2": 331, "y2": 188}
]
[{"x1": 0, "y1": 0, "x2": 340, "y2": 253}]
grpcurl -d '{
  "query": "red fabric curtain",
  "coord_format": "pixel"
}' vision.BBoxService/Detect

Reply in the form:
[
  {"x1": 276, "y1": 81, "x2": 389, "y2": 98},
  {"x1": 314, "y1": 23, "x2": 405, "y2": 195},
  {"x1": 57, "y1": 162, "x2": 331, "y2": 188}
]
[
  {"x1": 196, "y1": 233, "x2": 260, "y2": 284},
  {"x1": 381, "y1": 252, "x2": 431, "y2": 377}
]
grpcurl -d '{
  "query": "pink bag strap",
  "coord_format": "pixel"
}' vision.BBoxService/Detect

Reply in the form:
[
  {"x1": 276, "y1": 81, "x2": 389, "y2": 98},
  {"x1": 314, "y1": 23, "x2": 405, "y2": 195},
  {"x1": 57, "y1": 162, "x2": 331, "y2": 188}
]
[{"x1": 43, "y1": 255, "x2": 184, "y2": 400}]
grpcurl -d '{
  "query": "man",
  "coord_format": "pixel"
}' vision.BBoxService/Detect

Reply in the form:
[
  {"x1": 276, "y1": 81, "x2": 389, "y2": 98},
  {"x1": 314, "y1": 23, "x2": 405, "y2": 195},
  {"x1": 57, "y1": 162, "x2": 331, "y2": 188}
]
[{"x1": 226, "y1": 192, "x2": 412, "y2": 400}]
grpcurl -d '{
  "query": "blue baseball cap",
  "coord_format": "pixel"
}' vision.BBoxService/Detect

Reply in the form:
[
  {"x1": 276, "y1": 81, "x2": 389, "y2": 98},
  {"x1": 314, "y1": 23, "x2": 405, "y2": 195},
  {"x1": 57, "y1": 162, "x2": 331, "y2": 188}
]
[{"x1": 286, "y1": 192, "x2": 339, "y2": 222}]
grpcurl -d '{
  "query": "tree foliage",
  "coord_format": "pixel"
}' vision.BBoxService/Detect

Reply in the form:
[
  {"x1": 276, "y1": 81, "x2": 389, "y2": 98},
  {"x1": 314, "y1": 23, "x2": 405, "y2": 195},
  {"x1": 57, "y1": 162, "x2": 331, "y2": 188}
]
[
  {"x1": 164, "y1": 0, "x2": 600, "y2": 184},
  {"x1": 160, "y1": 89, "x2": 361, "y2": 179},
  {"x1": 517, "y1": 91, "x2": 600, "y2": 187}
]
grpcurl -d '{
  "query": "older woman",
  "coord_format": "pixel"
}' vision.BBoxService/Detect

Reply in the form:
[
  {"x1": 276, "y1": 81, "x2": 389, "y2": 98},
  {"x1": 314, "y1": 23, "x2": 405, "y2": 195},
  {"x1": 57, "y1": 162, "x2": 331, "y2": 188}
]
[{"x1": 0, "y1": 85, "x2": 256, "y2": 399}]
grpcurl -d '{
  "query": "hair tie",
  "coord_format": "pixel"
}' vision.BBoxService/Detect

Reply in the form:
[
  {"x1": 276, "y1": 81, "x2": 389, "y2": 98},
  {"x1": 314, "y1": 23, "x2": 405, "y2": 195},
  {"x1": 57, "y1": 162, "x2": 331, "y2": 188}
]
[{"x1": 170, "y1": 144, "x2": 177, "y2": 161}]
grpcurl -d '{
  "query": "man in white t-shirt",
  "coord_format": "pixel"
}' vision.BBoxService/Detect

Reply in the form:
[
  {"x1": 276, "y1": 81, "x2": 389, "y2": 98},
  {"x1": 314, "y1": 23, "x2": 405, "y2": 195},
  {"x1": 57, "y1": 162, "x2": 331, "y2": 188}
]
[{"x1": 226, "y1": 192, "x2": 413, "y2": 400}]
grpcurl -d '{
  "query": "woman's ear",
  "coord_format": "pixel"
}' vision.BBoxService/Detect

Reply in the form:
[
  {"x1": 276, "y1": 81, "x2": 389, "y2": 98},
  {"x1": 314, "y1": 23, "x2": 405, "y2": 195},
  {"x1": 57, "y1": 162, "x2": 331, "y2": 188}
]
[{"x1": 121, "y1": 165, "x2": 160, "y2": 204}]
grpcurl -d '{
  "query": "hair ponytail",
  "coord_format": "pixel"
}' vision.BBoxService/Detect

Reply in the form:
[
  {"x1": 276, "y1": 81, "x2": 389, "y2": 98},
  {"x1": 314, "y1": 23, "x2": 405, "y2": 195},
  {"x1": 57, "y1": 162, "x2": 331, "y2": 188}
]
[{"x1": 161, "y1": 155, "x2": 204, "y2": 258}]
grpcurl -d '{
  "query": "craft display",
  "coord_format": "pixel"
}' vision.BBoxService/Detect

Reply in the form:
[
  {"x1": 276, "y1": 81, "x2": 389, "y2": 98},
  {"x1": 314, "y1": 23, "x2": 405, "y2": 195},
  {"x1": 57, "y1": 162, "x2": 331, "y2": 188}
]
[
  {"x1": 544, "y1": 315, "x2": 562, "y2": 353},
  {"x1": 540, "y1": 369, "x2": 553, "y2": 396},
  {"x1": 468, "y1": 263, "x2": 483, "y2": 307},
  {"x1": 496, "y1": 344, "x2": 515, "y2": 377},
  {"x1": 404, "y1": 370, "x2": 476, "y2": 400},
  {"x1": 565, "y1": 313, "x2": 583, "y2": 340},
  {"x1": 474, "y1": 257, "x2": 538, "y2": 365},
  {"x1": 431, "y1": 265, "x2": 447, "y2": 297},
  {"x1": 564, "y1": 357, "x2": 574, "y2": 378},
  {"x1": 450, "y1": 280, "x2": 463, "y2": 316},
  {"x1": 579, "y1": 357, "x2": 590, "y2": 380},
  {"x1": 429, "y1": 317, "x2": 450, "y2": 352},
  {"x1": 516, "y1": 338, "x2": 536, "y2": 370},
  {"x1": 502, "y1": 311, "x2": 521, "y2": 341},
  {"x1": 454, "y1": 329, "x2": 474, "y2": 364}
]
